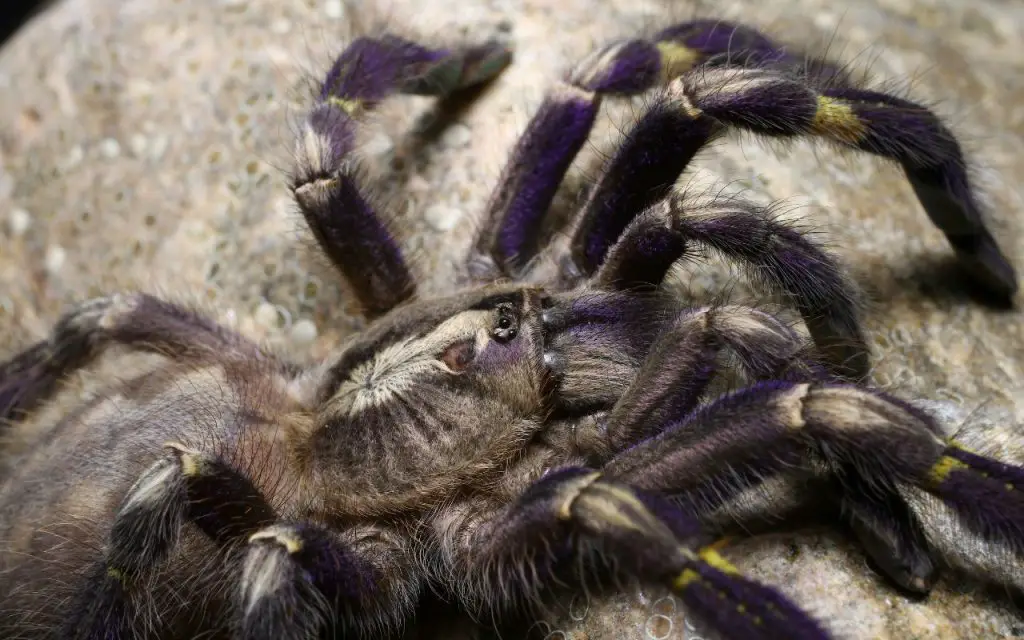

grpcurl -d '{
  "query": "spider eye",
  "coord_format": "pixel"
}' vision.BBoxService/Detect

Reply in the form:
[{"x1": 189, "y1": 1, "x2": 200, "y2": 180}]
[
  {"x1": 492, "y1": 303, "x2": 518, "y2": 343},
  {"x1": 440, "y1": 339, "x2": 476, "y2": 372}
]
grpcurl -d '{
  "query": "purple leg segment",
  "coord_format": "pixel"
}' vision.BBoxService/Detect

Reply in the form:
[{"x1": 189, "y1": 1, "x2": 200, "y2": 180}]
[
  {"x1": 473, "y1": 84, "x2": 600, "y2": 276},
  {"x1": 569, "y1": 104, "x2": 720, "y2": 274},
  {"x1": 653, "y1": 68, "x2": 1016, "y2": 299},
  {"x1": 475, "y1": 19, "x2": 787, "y2": 280},
  {"x1": 237, "y1": 523, "x2": 380, "y2": 640},
  {"x1": 292, "y1": 106, "x2": 413, "y2": 317},
  {"x1": 928, "y1": 446, "x2": 1024, "y2": 553},
  {"x1": 62, "y1": 442, "x2": 407, "y2": 639},
  {"x1": 840, "y1": 467, "x2": 938, "y2": 593},
  {"x1": 655, "y1": 20, "x2": 785, "y2": 66},
  {"x1": 472, "y1": 35, "x2": 675, "y2": 279},
  {"x1": 295, "y1": 35, "x2": 512, "y2": 315},
  {"x1": 562, "y1": 19, "x2": 832, "y2": 278},
  {"x1": 595, "y1": 195, "x2": 867, "y2": 379},
  {"x1": 321, "y1": 34, "x2": 512, "y2": 105},
  {"x1": 62, "y1": 445, "x2": 278, "y2": 639},
  {"x1": 604, "y1": 305, "x2": 814, "y2": 451},
  {"x1": 603, "y1": 380, "x2": 1024, "y2": 593},
  {"x1": 464, "y1": 467, "x2": 830, "y2": 639},
  {"x1": 0, "y1": 339, "x2": 54, "y2": 423},
  {"x1": 822, "y1": 87, "x2": 1016, "y2": 298},
  {"x1": 0, "y1": 293, "x2": 269, "y2": 423},
  {"x1": 472, "y1": 18, "x2": 892, "y2": 291}
]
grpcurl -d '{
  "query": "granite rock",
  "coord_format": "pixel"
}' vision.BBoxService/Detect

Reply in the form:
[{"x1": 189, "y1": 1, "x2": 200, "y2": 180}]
[{"x1": 2, "y1": 0, "x2": 1024, "y2": 638}]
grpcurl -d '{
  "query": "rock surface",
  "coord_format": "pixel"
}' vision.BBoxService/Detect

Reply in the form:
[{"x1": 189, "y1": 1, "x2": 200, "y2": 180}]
[{"x1": 2, "y1": 0, "x2": 1024, "y2": 638}]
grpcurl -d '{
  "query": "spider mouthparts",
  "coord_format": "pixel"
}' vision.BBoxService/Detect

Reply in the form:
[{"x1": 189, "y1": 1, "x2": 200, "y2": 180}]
[
  {"x1": 542, "y1": 351, "x2": 566, "y2": 378},
  {"x1": 540, "y1": 305, "x2": 566, "y2": 333}
]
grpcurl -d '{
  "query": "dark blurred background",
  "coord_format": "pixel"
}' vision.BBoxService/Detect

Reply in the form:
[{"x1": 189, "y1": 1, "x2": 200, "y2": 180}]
[{"x1": 1, "y1": 0, "x2": 51, "y2": 47}]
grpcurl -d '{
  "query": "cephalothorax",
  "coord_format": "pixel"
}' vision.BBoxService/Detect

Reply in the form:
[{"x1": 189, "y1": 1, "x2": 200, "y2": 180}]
[{"x1": 2, "y1": 18, "x2": 1023, "y2": 640}]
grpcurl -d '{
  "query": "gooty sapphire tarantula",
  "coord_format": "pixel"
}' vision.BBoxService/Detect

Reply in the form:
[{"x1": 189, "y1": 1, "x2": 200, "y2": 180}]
[{"x1": 1, "y1": 16, "x2": 1021, "y2": 640}]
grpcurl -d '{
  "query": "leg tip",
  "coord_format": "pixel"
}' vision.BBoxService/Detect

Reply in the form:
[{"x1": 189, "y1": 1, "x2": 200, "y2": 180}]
[
  {"x1": 401, "y1": 41, "x2": 513, "y2": 97},
  {"x1": 955, "y1": 244, "x2": 1018, "y2": 305},
  {"x1": 459, "y1": 40, "x2": 514, "y2": 88}
]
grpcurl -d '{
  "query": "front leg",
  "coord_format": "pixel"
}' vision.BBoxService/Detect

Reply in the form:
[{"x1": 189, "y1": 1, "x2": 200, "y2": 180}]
[
  {"x1": 433, "y1": 470, "x2": 830, "y2": 639},
  {"x1": 0, "y1": 293, "x2": 272, "y2": 421},
  {"x1": 237, "y1": 521, "x2": 417, "y2": 640},
  {"x1": 65, "y1": 442, "x2": 419, "y2": 639},
  {"x1": 596, "y1": 308, "x2": 1001, "y2": 594},
  {"x1": 590, "y1": 192, "x2": 868, "y2": 380},
  {"x1": 295, "y1": 33, "x2": 511, "y2": 316},
  {"x1": 602, "y1": 380, "x2": 1024, "y2": 595},
  {"x1": 599, "y1": 303, "x2": 822, "y2": 452}
]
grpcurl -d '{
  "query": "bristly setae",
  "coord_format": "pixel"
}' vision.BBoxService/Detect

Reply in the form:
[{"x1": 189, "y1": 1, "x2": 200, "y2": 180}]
[{"x1": 1, "y1": 18, "x2": 1022, "y2": 640}]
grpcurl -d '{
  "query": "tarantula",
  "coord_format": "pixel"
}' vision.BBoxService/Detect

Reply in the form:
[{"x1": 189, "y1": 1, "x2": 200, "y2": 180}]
[{"x1": 1, "y1": 17, "x2": 1022, "y2": 640}]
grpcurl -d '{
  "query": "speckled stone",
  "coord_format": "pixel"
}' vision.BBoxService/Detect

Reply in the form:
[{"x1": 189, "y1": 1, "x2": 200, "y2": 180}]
[{"x1": 1, "y1": 0, "x2": 1024, "y2": 638}]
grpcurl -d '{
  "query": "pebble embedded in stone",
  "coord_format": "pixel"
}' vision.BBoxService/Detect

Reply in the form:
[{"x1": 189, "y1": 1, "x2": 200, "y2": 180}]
[
  {"x1": 407, "y1": 174, "x2": 430, "y2": 193},
  {"x1": 129, "y1": 134, "x2": 149, "y2": 157},
  {"x1": 324, "y1": 0, "x2": 344, "y2": 19},
  {"x1": 8, "y1": 208, "x2": 31, "y2": 236},
  {"x1": 45, "y1": 245, "x2": 66, "y2": 273},
  {"x1": 424, "y1": 204, "x2": 463, "y2": 231},
  {"x1": 64, "y1": 145, "x2": 84, "y2": 169},
  {"x1": 254, "y1": 301, "x2": 281, "y2": 328},
  {"x1": 442, "y1": 123, "x2": 472, "y2": 149},
  {"x1": 290, "y1": 318, "x2": 318, "y2": 345},
  {"x1": 149, "y1": 134, "x2": 169, "y2": 161},
  {"x1": 99, "y1": 137, "x2": 121, "y2": 158}
]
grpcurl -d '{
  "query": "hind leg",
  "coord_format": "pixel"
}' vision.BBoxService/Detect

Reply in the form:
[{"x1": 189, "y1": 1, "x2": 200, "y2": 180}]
[{"x1": 0, "y1": 293, "x2": 272, "y2": 421}]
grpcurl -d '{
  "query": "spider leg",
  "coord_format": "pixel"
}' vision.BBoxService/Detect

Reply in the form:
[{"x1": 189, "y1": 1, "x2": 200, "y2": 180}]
[
  {"x1": 600, "y1": 304, "x2": 822, "y2": 452},
  {"x1": 294, "y1": 34, "x2": 511, "y2": 316},
  {"x1": 602, "y1": 381, "x2": 1024, "y2": 594},
  {"x1": 593, "y1": 190, "x2": 866, "y2": 379},
  {"x1": 592, "y1": 303, "x2": 933, "y2": 591},
  {"x1": 650, "y1": 19, "x2": 847, "y2": 81},
  {"x1": 63, "y1": 443, "x2": 277, "y2": 638},
  {"x1": 0, "y1": 293, "x2": 270, "y2": 422},
  {"x1": 442, "y1": 469, "x2": 831, "y2": 639},
  {"x1": 469, "y1": 40, "x2": 658, "y2": 279},
  {"x1": 569, "y1": 64, "x2": 1016, "y2": 301},
  {"x1": 65, "y1": 443, "x2": 416, "y2": 639},
  {"x1": 470, "y1": 19, "x2": 801, "y2": 280},
  {"x1": 835, "y1": 462, "x2": 939, "y2": 594},
  {"x1": 559, "y1": 19, "x2": 807, "y2": 278},
  {"x1": 236, "y1": 521, "x2": 415, "y2": 640}
]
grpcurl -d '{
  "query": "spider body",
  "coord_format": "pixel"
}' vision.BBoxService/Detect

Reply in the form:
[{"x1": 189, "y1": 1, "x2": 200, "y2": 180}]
[{"x1": 2, "y1": 18, "x2": 1023, "y2": 640}]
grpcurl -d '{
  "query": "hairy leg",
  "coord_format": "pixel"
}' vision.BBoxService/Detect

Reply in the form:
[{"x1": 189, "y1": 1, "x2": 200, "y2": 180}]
[
  {"x1": 602, "y1": 304, "x2": 821, "y2": 452},
  {"x1": 65, "y1": 442, "x2": 417, "y2": 639},
  {"x1": 433, "y1": 470, "x2": 830, "y2": 639},
  {"x1": 602, "y1": 380, "x2": 1024, "y2": 594},
  {"x1": 293, "y1": 33, "x2": 511, "y2": 316},
  {"x1": 568, "y1": 63, "x2": 1016, "y2": 300},
  {"x1": 593, "y1": 191, "x2": 867, "y2": 379},
  {"x1": 0, "y1": 293, "x2": 272, "y2": 422},
  {"x1": 594, "y1": 301, "x2": 937, "y2": 590},
  {"x1": 63, "y1": 443, "x2": 277, "y2": 638},
  {"x1": 470, "y1": 19, "x2": 805, "y2": 279},
  {"x1": 238, "y1": 522, "x2": 416, "y2": 640}
]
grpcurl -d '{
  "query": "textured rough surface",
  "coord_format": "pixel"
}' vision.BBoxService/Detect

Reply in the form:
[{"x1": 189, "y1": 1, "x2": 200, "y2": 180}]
[{"x1": 2, "y1": 0, "x2": 1024, "y2": 638}]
